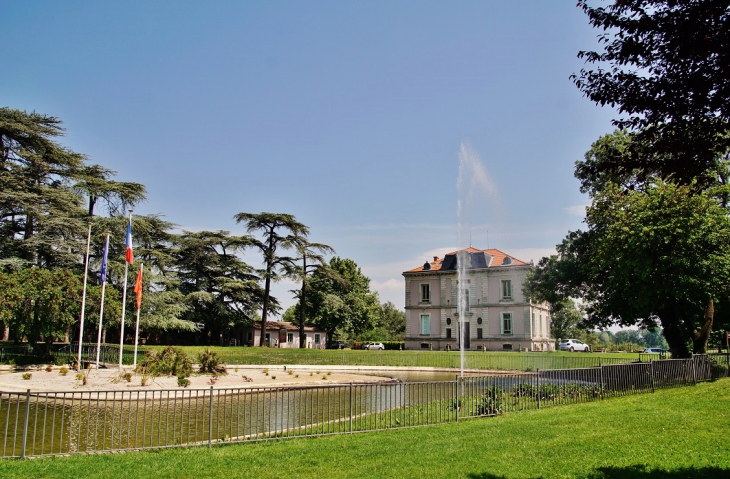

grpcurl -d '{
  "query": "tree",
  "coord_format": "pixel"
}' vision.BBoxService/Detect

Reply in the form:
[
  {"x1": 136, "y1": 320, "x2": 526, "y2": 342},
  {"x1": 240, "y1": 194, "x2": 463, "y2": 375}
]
[
  {"x1": 529, "y1": 180, "x2": 730, "y2": 357},
  {"x1": 0, "y1": 108, "x2": 87, "y2": 269},
  {"x1": 234, "y1": 212, "x2": 308, "y2": 346},
  {"x1": 289, "y1": 237, "x2": 335, "y2": 348},
  {"x1": 549, "y1": 299, "x2": 584, "y2": 341},
  {"x1": 73, "y1": 164, "x2": 147, "y2": 217},
  {"x1": 573, "y1": 0, "x2": 730, "y2": 183},
  {"x1": 175, "y1": 230, "x2": 265, "y2": 345},
  {"x1": 0, "y1": 269, "x2": 82, "y2": 359},
  {"x1": 379, "y1": 301, "x2": 406, "y2": 340},
  {"x1": 306, "y1": 257, "x2": 380, "y2": 342}
]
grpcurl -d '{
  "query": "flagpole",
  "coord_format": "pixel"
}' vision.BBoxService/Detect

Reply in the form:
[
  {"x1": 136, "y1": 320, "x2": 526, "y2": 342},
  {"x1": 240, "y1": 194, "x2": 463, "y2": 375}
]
[
  {"x1": 133, "y1": 262, "x2": 143, "y2": 368},
  {"x1": 96, "y1": 231, "x2": 111, "y2": 369},
  {"x1": 119, "y1": 210, "x2": 133, "y2": 370},
  {"x1": 78, "y1": 221, "x2": 92, "y2": 369}
]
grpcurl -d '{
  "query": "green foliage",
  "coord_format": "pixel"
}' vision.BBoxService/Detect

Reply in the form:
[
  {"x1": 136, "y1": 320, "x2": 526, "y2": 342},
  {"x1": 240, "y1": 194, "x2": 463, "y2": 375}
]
[
  {"x1": 0, "y1": 268, "x2": 82, "y2": 358},
  {"x1": 234, "y1": 212, "x2": 309, "y2": 346},
  {"x1": 176, "y1": 230, "x2": 263, "y2": 342},
  {"x1": 197, "y1": 349, "x2": 226, "y2": 375},
  {"x1": 547, "y1": 298, "x2": 584, "y2": 340},
  {"x1": 21, "y1": 372, "x2": 31, "y2": 380},
  {"x1": 307, "y1": 257, "x2": 380, "y2": 341},
  {"x1": 177, "y1": 376, "x2": 191, "y2": 388},
  {"x1": 136, "y1": 346, "x2": 192, "y2": 378},
  {"x1": 530, "y1": 180, "x2": 730, "y2": 357},
  {"x1": 573, "y1": 1, "x2": 730, "y2": 183}
]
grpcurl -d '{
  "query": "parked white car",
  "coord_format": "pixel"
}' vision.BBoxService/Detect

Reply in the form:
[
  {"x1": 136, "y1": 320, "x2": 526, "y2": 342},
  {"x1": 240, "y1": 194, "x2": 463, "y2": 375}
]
[
  {"x1": 365, "y1": 342, "x2": 385, "y2": 350},
  {"x1": 559, "y1": 339, "x2": 591, "y2": 352}
]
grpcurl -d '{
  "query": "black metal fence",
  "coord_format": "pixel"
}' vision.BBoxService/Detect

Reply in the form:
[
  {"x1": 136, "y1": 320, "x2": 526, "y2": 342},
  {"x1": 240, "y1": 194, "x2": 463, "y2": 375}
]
[{"x1": 0, "y1": 355, "x2": 725, "y2": 459}]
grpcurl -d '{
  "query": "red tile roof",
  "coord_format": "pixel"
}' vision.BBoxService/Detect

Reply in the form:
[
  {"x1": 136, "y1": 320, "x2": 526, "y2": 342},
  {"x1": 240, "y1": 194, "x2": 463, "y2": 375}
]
[{"x1": 405, "y1": 248, "x2": 529, "y2": 273}]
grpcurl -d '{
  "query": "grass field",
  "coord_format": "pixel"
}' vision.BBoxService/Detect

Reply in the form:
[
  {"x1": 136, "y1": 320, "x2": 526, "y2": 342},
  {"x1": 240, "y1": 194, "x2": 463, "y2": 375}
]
[
  {"x1": 137, "y1": 345, "x2": 643, "y2": 371},
  {"x1": 1, "y1": 379, "x2": 726, "y2": 478}
]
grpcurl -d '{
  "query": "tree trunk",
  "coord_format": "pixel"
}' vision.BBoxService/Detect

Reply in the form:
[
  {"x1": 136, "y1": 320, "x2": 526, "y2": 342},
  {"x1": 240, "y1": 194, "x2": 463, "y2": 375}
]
[
  {"x1": 259, "y1": 230, "x2": 275, "y2": 347},
  {"x1": 260, "y1": 271, "x2": 271, "y2": 347},
  {"x1": 299, "y1": 256, "x2": 307, "y2": 349},
  {"x1": 660, "y1": 308, "x2": 691, "y2": 358},
  {"x1": 692, "y1": 299, "x2": 714, "y2": 354}
]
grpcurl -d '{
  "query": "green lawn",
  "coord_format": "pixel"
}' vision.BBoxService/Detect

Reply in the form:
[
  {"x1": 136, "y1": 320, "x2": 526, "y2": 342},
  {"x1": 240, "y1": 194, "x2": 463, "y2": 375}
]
[
  {"x1": 2, "y1": 379, "x2": 727, "y2": 478},
  {"x1": 137, "y1": 345, "x2": 642, "y2": 371}
]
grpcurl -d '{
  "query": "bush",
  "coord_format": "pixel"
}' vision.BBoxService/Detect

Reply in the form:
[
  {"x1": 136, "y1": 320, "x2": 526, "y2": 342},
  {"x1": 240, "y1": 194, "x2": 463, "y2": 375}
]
[
  {"x1": 22, "y1": 372, "x2": 32, "y2": 380},
  {"x1": 197, "y1": 349, "x2": 226, "y2": 375},
  {"x1": 59, "y1": 366, "x2": 69, "y2": 376},
  {"x1": 177, "y1": 376, "x2": 191, "y2": 388},
  {"x1": 136, "y1": 347, "x2": 192, "y2": 378}
]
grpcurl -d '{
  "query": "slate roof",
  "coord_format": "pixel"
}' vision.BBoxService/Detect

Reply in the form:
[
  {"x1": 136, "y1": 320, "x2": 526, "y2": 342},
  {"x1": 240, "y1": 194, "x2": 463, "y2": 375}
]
[{"x1": 405, "y1": 247, "x2": 529, "y2": 273}]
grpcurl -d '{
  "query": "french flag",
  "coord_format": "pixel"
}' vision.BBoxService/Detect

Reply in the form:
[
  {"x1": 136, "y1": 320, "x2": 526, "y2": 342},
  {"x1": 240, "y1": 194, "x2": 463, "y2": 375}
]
[{"x1": 125, "y1": 216, "x2": 133, "y2": 264}]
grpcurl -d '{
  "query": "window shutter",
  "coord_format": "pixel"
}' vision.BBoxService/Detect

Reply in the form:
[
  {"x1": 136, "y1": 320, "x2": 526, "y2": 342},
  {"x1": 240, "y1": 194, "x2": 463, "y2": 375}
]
[{"x1": 500, "y1": 313, "x2": 504, "y2": 334}]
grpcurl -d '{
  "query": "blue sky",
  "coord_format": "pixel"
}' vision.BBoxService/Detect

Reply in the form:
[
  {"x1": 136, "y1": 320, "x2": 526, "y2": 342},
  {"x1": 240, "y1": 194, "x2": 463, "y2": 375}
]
[{"x1": 2, "y1": 1, "x2": 617, "y2": 311}]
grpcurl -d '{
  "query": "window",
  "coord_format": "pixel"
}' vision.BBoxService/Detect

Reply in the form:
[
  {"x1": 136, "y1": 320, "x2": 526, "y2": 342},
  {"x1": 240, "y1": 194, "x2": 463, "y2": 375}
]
[
  {"x1": 501, "y1": 280, "x2": 512, "y2": 300},
  {"x1": 502, "y1": 343, "x2": 513, "y2": 351},
  {"x1": 446, "y1": 317, "x2": 452, "y2": 325},
  {"x1": 246, "y1": 332, "x2": 253, "y2": 342},
  {"x1": 420, "y1": 314, "x2": 430, "y2": 335},
  {"x1": 446, "y1": 328, "x2": 451, "y2": 339},
  {"x1": 501, "y1": 312, "x2": 513, "y2": 335},
  {"x1": 314, "y1": 333, "x2": 321, "y2": 344},
  {"x1": 477, "y1": 317, "x2": 482, "y2": 325},
  {"x1": 477, "y1": 328, "x2": 483, "y2": 339},
  {"x1": 420, "y1": 284, "x2": 431, "y2": 303},
  {"x1": 287, "y1": 333, "x2": 294, "y2": 343}
]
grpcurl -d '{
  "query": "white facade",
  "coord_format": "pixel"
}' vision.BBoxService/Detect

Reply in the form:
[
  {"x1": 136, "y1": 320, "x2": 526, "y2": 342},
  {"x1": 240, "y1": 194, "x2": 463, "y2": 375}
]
[{"x1": 403, "y1": 248, "x2": 553, "y2": 351}]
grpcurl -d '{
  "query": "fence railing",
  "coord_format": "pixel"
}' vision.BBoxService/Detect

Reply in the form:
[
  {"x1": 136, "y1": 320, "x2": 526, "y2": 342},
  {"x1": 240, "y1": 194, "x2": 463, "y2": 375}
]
[{"x1": 1, "y1": 355, "x2": 724, "y2": 459}]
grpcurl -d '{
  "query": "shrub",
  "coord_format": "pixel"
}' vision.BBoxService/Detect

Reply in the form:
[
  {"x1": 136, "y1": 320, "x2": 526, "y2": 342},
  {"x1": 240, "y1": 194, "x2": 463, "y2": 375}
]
[
  {"x1": 197, "y1": 349, "x2": 226, "y2": 375},
  {"x1": 137, "y1": 347, "x2": 192, "y2": 378},
  {"x1": 45, "y1": 365, "x2": 53, "y2": 372},
  {"x1": 22, "y1": 373, "x2": 32, "y2": 380},
  {"x1": 177, "y1": 376, "x2": 191, "y2": 388},
  {"x1": 476, "y1": 386, "x2": 504, "y2": 416},
  {"x1": 59, "y1": 366, "x2": 69, "y2": 375}
]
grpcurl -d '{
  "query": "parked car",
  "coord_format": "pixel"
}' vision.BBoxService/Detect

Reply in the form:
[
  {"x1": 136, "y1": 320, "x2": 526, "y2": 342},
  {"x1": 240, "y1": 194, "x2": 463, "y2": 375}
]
[
  {"x1": 364, "y1": 342, "x2": 385, "y2": 350},
  {"x1": 642, "y1": 348, "x2": 668, "y2": 354},
  {"x1": 327, "y1": 340, "x2": 346, "y2": 350},
  {"x1": 559, "y1": 339, "x2": 591, "y2": 352}
]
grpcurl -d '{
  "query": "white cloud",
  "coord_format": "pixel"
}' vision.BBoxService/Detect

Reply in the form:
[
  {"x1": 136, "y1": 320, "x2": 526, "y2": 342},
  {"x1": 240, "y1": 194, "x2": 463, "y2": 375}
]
[
  {"x1": 371, "y1": 278, "x2": 403, "y2": 292},
  {"x1": 564, "y1": 205, "x2": 588, "y2": 217}
]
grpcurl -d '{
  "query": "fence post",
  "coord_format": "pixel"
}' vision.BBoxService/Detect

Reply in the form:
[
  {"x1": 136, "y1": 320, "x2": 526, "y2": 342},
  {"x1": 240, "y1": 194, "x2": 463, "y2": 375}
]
[
  {"x1": 349, "y1": 383, "x2": 353, "y2": 433},
  {"x1": 536, "y1": 370, "x2": 540, "y2": 410},
  {"x1": 650, "y1": 361, "x2": 655, "y2": 393},
  {"x1": 20, "y1": 389, "x2": 31, "y2": 459},
  {"x1": 599, "y1": 365, "x2": 604, "y2": 399},
  {"x1": 691, "y1": 354, "x2": 697, "y2": 385},
  {"x1": 208, "y1": 386, "x2": 214, "y2": 448},
  {"x1": 727, "y1": 351, "x2": 730, "y2": 378},
  {"x1": 455, "y1": 377, "x2": 459, "y2": 423}
]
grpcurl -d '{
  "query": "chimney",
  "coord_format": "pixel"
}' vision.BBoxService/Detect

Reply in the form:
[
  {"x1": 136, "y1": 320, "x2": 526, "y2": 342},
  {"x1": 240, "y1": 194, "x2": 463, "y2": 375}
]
[{"x1": 433, "y1": 256, "x2": 439, "y2": 262}]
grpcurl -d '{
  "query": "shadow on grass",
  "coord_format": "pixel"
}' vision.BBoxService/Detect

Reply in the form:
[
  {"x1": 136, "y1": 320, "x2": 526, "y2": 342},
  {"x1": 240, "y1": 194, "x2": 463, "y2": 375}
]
[{"x1": 467, "y1": 465, "x2": 729, "y2": 479}]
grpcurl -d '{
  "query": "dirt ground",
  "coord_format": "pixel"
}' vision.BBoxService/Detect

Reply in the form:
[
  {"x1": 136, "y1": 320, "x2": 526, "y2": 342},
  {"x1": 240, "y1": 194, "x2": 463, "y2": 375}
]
[{"x1": 0, "y1": 365, "x2": 396, "y2": 393}]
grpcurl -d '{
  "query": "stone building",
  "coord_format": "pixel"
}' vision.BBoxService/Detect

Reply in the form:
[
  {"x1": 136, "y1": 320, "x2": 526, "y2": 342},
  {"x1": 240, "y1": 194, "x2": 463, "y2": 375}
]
[{"x1": 403, "y1": 247, "x2": 553, "y2": 351}]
